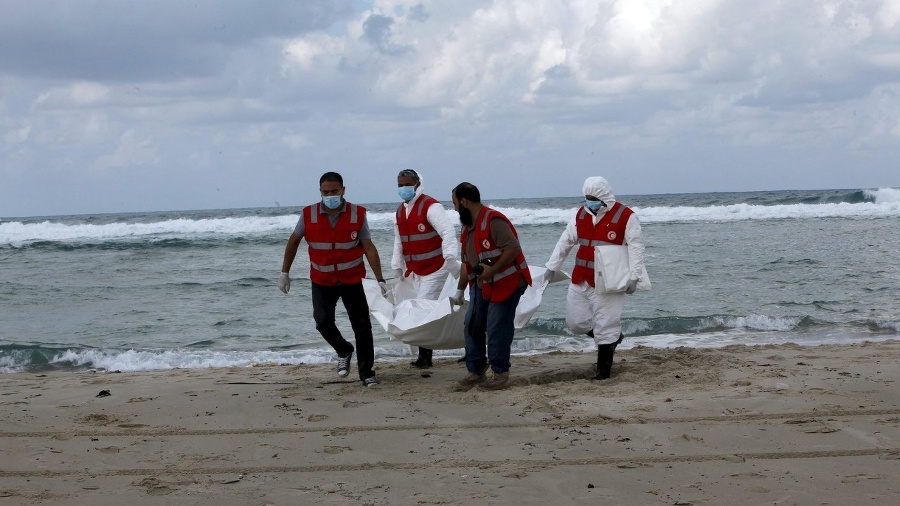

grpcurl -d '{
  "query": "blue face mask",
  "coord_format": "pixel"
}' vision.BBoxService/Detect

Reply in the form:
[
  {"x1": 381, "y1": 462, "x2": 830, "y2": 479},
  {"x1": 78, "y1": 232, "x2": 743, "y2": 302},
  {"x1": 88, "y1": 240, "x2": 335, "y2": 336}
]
[
  {"x1": 398, "y1": 186, "x2": 416, "y2": 202},
  {"x1": 584, "y1": 199, "x2": 605, "y2": 212},
  {"x1": 322, "y1": 195, "x2": 342, "y2": 209}
]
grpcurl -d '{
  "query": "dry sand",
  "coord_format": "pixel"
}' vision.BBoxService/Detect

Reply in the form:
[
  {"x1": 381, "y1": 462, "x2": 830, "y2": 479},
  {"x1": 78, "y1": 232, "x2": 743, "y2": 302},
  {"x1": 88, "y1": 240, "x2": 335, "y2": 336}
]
[{"x1": 1, "y1": 340, "x2": 899, "y2": 505}]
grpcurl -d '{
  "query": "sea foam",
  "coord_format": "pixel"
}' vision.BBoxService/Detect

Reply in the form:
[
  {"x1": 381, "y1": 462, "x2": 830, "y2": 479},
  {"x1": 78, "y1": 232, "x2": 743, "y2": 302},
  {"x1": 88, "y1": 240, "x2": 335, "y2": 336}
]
[{"x1": 2, "y1": 188, "x2": 898, "y2": 246}]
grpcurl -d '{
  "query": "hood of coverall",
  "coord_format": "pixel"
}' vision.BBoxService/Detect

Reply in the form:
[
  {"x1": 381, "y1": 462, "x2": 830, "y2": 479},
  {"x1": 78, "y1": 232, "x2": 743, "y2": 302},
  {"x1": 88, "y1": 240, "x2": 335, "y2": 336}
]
[
  {"x1": 413, "y1": 171, "x2": 425, "y2": 200},
  {"x1": 582, "y1": 177, "x2": 616, "y2": 211}
]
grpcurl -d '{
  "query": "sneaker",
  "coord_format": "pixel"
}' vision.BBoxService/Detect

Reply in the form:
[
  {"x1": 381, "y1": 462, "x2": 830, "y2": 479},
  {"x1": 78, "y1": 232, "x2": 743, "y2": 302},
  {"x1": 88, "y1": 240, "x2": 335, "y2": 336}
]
[
  {"x1": 362, "y1": 375, "x2": 379, "y2": 388},
  {"x1": 477, "y1": 371, "x2": 510, "y2": 391},
  {"x1": 451, "y1": 372, "x2": 486, "y2": 392},
  {"x1": 337, "y1": 353, "x2": 352, "y2": 378}
]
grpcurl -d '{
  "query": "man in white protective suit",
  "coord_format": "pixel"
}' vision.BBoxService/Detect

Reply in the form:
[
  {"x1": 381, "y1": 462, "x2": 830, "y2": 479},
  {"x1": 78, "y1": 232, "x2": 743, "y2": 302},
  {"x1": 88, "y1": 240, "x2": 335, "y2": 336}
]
[
  {"x1": 544, "y1": 176, "x2": 648, "y2": 380},
  {"x1": 391, "y1": 169, "x2": 461, "y2": 368}
]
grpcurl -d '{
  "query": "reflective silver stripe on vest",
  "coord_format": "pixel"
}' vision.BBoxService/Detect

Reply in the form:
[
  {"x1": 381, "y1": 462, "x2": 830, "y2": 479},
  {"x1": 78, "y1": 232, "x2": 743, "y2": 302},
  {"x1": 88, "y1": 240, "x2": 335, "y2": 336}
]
[
  {"x1": 478, "y1": 249, "x2": 501, "y2": 262},
  {"x1": 610, "y1": 203, "x2": 626, "y2": 224},
  {"x1": 414, "y1": 198, "x2": 428, "y2": 216},
  {"x1": 399, "y1": 230, "x2": 440, "y2": 242},
  {"x1": 577, "y1": 238, "x2": 606, "y2": 247},
  {"x1": 575, "y1": 258, "x2": 594, "y2": 269},
  {"x1": 333, "y1": 240, "x2": 359, "y2": 250},
  {"x1": 310, "y1": 203, "x2": 320, "y2": 223},
  {"x1": 490, "y1": 256, "x2": 529, "y2": 282},
  {"x1": 404, "y1": 249, "x2": 443, "y2": 262},
  {"x1": 310, "y1": 257, "x2": 364, "y2": 273},
  {"x1": 491, "y1": 263, "x2": 518, "y2": 281},
  {"x1": 308, "y1": 240, "x2": 359, "y2": 250}
]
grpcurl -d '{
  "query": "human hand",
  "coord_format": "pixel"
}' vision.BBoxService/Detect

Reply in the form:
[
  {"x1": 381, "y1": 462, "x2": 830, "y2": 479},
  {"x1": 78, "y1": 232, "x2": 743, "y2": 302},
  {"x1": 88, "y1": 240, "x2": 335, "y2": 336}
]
[
  {"x1": 278, "y1": 272, "x2": 291, "y2": 294},
  {"x1": 378, "y1": 281, "x2": 388, "y2": 297},
  {"x1": 473, "y1": 262, "x2": 493, "y2": 280},
  {"x1": 625, "y1": 278, "x2": 638, "y2": 294},
  {"x1": 449, "y1": 289, "x2": 466, "y2": 306},
  {"x1": 544, "y1": 270, "x2": 556, "y2": 285},
  {"x1": 392, "y1": 268, "x2": 405, "y2": 280},
  {"x1": 446, "y1": 258, "x2": 462, "y2": 274}
]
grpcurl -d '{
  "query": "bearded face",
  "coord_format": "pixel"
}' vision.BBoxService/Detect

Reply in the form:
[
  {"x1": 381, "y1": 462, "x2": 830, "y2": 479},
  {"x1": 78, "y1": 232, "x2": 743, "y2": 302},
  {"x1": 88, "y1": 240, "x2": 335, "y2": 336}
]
[{"x1": 458, "y1": 205, "x2": 474, "y2": 227}]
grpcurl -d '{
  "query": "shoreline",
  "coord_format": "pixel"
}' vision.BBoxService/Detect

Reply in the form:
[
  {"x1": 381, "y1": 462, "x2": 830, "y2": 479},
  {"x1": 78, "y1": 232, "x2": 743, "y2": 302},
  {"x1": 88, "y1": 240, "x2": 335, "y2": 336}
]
[
  {"x1": 2, "y1": 340, "x2": 899, "y2": 504},
  {"x1": 5, "y1": 334, "x2": 900, "y2": 375}
]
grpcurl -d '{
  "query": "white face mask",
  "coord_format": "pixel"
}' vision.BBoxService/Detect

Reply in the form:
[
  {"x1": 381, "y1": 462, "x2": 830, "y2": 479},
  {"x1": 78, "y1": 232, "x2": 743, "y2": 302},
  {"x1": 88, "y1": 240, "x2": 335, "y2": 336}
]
[
  {"x1": 322, "y1": 196, "x2": 342, "y2": 209},
  {"x1": 398, "y1": 186, "x2": 416, "y2": 201},
  {"x1": 584, "y1": 199, "x2": 604, "y2": 212}
]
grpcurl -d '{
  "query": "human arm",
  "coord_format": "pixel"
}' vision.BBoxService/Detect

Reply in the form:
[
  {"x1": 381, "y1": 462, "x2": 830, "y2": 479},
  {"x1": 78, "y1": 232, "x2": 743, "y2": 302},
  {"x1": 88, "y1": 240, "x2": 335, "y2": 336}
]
[
  {"x1": 427, "y1": 202, "x2": 460, "y2": 266},
  {"x1": 279, "y1": 232, "x2": 303, "y2": 293},
  {"x1": 361, "y1": 238, "x2": 386, "y2": 283},
  {"x1": 624, "y1": 214, "x2": 645, "y2": 293},
  {"x1": 545, "y1": 217, "x2": 578, "y2": 272},
  {"x1": 449, "y1": 261, "x2": 468, "y2": 305},
  {"x1": 390, "y1": 221, "x2": 406, "y2": 278}
]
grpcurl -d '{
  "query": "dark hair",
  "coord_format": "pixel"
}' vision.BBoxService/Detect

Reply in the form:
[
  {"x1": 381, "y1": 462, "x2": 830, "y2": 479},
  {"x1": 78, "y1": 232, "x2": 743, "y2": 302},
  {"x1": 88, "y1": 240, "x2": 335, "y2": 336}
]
[
  {"x1": 452, "y1": 182, "x2": 481, "y2": 203},
  {"x1": 319, "y1": 172, "x2": 343, "y2": 185},
  {"x1": 397, "y1": 169, "x2": 420, "y2": 182}
]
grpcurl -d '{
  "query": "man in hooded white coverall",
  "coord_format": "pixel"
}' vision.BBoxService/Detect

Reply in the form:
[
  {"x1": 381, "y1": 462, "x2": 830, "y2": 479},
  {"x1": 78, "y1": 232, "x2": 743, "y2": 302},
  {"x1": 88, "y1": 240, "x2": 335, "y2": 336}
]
[
  {"x1": 545, "y1": 177, "x2": 646, "y2": 380},
  {"x1": 391, "y1": 169, "x2": 461, "y2": 368}
]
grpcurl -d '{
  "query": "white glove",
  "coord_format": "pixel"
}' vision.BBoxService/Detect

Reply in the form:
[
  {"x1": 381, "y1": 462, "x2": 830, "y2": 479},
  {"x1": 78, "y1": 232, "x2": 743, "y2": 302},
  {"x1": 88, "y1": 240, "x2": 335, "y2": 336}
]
[
  {"x1": 392, "y1": 268, "x2": 404, "y2": 280},
  {"x1": 449, "y1": 289, "x2": 466, "y2": 306},
  {"x1": 278, "y1": 272, "x2": 291, "y2": 294},
  {"x1": 625, "y1": 278, "x2": 638, "y2": 294},
  {"x1": 544, "y1": 270, "x2": 556, "y2": 285},
  {"x1": 378, "y1": 281, "x2": 388, "y2": 297},
  {"x1": 445, "y1": 258, "x2": 463, "y2": 274}
]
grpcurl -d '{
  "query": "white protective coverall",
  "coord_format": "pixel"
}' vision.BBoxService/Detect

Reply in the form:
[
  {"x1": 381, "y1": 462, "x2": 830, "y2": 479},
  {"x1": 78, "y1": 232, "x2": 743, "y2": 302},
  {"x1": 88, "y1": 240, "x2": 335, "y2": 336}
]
[
  {"x1": 545, "y1": 177, "x2": 647, "y2": 345},
  {"x1": 390, "y1": 180, "x2": 460, "y2": 300}
]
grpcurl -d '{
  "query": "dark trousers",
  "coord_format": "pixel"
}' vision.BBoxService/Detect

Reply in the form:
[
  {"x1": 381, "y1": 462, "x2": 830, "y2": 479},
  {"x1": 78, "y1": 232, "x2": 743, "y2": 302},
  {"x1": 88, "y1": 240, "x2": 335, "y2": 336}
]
[{"x1": 311, "y1": 282, "x2": 375, "y2": 380}]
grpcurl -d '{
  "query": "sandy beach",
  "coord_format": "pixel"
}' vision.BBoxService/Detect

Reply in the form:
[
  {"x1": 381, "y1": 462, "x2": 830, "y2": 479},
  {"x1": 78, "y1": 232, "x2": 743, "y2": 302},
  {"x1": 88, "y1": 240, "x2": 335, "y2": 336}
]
[{"x1": 2, "y1": 340, "x2": 899, "y2": 505}]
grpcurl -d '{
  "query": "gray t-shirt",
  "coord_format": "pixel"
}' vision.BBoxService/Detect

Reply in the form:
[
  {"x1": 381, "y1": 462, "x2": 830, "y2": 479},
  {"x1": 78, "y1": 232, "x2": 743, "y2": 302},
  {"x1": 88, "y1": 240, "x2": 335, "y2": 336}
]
[{"x1": 293, "y1": 201, "x2": 372, "y2": 241}]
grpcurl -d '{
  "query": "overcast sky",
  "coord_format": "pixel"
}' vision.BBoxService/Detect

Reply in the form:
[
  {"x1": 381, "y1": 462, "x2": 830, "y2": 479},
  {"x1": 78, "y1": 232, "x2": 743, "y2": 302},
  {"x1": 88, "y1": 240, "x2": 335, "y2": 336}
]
[{"x1": 2, "y1": 0, "x2": 898, "y2": 217}]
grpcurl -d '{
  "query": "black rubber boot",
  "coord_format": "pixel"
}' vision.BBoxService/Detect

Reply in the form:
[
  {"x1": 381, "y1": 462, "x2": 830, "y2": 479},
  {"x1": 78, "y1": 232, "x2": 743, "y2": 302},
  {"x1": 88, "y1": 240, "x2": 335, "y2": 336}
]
[
  {"x1": 411, "y1": 347, "x2": 433, "y2": 369},
  {"x1": 592, "y1": 344, "x2": 615, "y2": 380}
]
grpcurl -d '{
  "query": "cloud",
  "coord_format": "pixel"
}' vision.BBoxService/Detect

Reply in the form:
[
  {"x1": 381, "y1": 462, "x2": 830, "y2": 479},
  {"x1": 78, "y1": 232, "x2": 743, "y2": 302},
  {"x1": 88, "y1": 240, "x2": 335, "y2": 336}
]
[
  {"x1": 1, "y1": 0, "x2": 899, "y2": 216},
  {"x1": 362, "y1": 13, "x2": 411, "y2": 55},
  {"x1": 0, "y1": 0, "x2": 354, "y2": 82},
  {"x1": 93, "y1": 130, "x2": 160, "y2": 171}
]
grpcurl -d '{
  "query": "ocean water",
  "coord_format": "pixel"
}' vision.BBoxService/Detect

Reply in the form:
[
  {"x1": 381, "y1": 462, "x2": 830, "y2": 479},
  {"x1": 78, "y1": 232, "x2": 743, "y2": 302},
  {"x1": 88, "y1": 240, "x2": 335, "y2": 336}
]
[{"x1": 1, "y1": 188, "x2": 899, "y2": 373}]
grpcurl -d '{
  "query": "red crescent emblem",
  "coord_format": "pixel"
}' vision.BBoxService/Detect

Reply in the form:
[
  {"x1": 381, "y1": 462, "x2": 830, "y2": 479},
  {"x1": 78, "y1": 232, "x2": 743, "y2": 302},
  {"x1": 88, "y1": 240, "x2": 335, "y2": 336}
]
[
  {"x1": 607, "y1": 231, "x2": 617, "y2": 241},
  {"x1": 482, "y1": 239, "x2": 491, "y2": 248},
  {"x1": 418, "y1": 224, "x2": 426, "y2": 232},
  {"x1": 350, "y1": 231, "x2": 358, "y2": 240}
]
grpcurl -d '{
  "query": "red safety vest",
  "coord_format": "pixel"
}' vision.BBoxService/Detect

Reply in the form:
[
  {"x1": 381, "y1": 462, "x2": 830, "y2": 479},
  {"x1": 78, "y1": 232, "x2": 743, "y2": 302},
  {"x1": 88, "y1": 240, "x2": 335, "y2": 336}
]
[
  {"x1": 460, "y1": 206, "x2": 532, "y2": 302},
  {"x1": 571, "y1": 202, "x2": 633, "y2": 287},
  {"x1": 396, "y1": 195, "x2": 444, "y2": 277},
  {"x1": 303, "y1": 202, "x2": 367, "y2": 286}
]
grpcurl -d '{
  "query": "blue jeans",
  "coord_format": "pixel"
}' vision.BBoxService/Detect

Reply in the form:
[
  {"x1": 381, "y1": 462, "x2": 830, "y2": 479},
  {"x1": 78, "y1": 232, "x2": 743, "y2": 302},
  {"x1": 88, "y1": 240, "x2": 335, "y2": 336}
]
[{"x1": 463, "y1": 284, "x2": 526, "y2": 375}]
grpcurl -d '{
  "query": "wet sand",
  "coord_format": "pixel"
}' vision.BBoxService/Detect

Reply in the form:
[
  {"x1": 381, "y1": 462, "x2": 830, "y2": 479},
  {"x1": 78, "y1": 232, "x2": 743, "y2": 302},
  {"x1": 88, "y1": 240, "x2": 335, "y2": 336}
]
[{"x1": 2, "y1": 340, "x2": 899, "y2": 505}]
